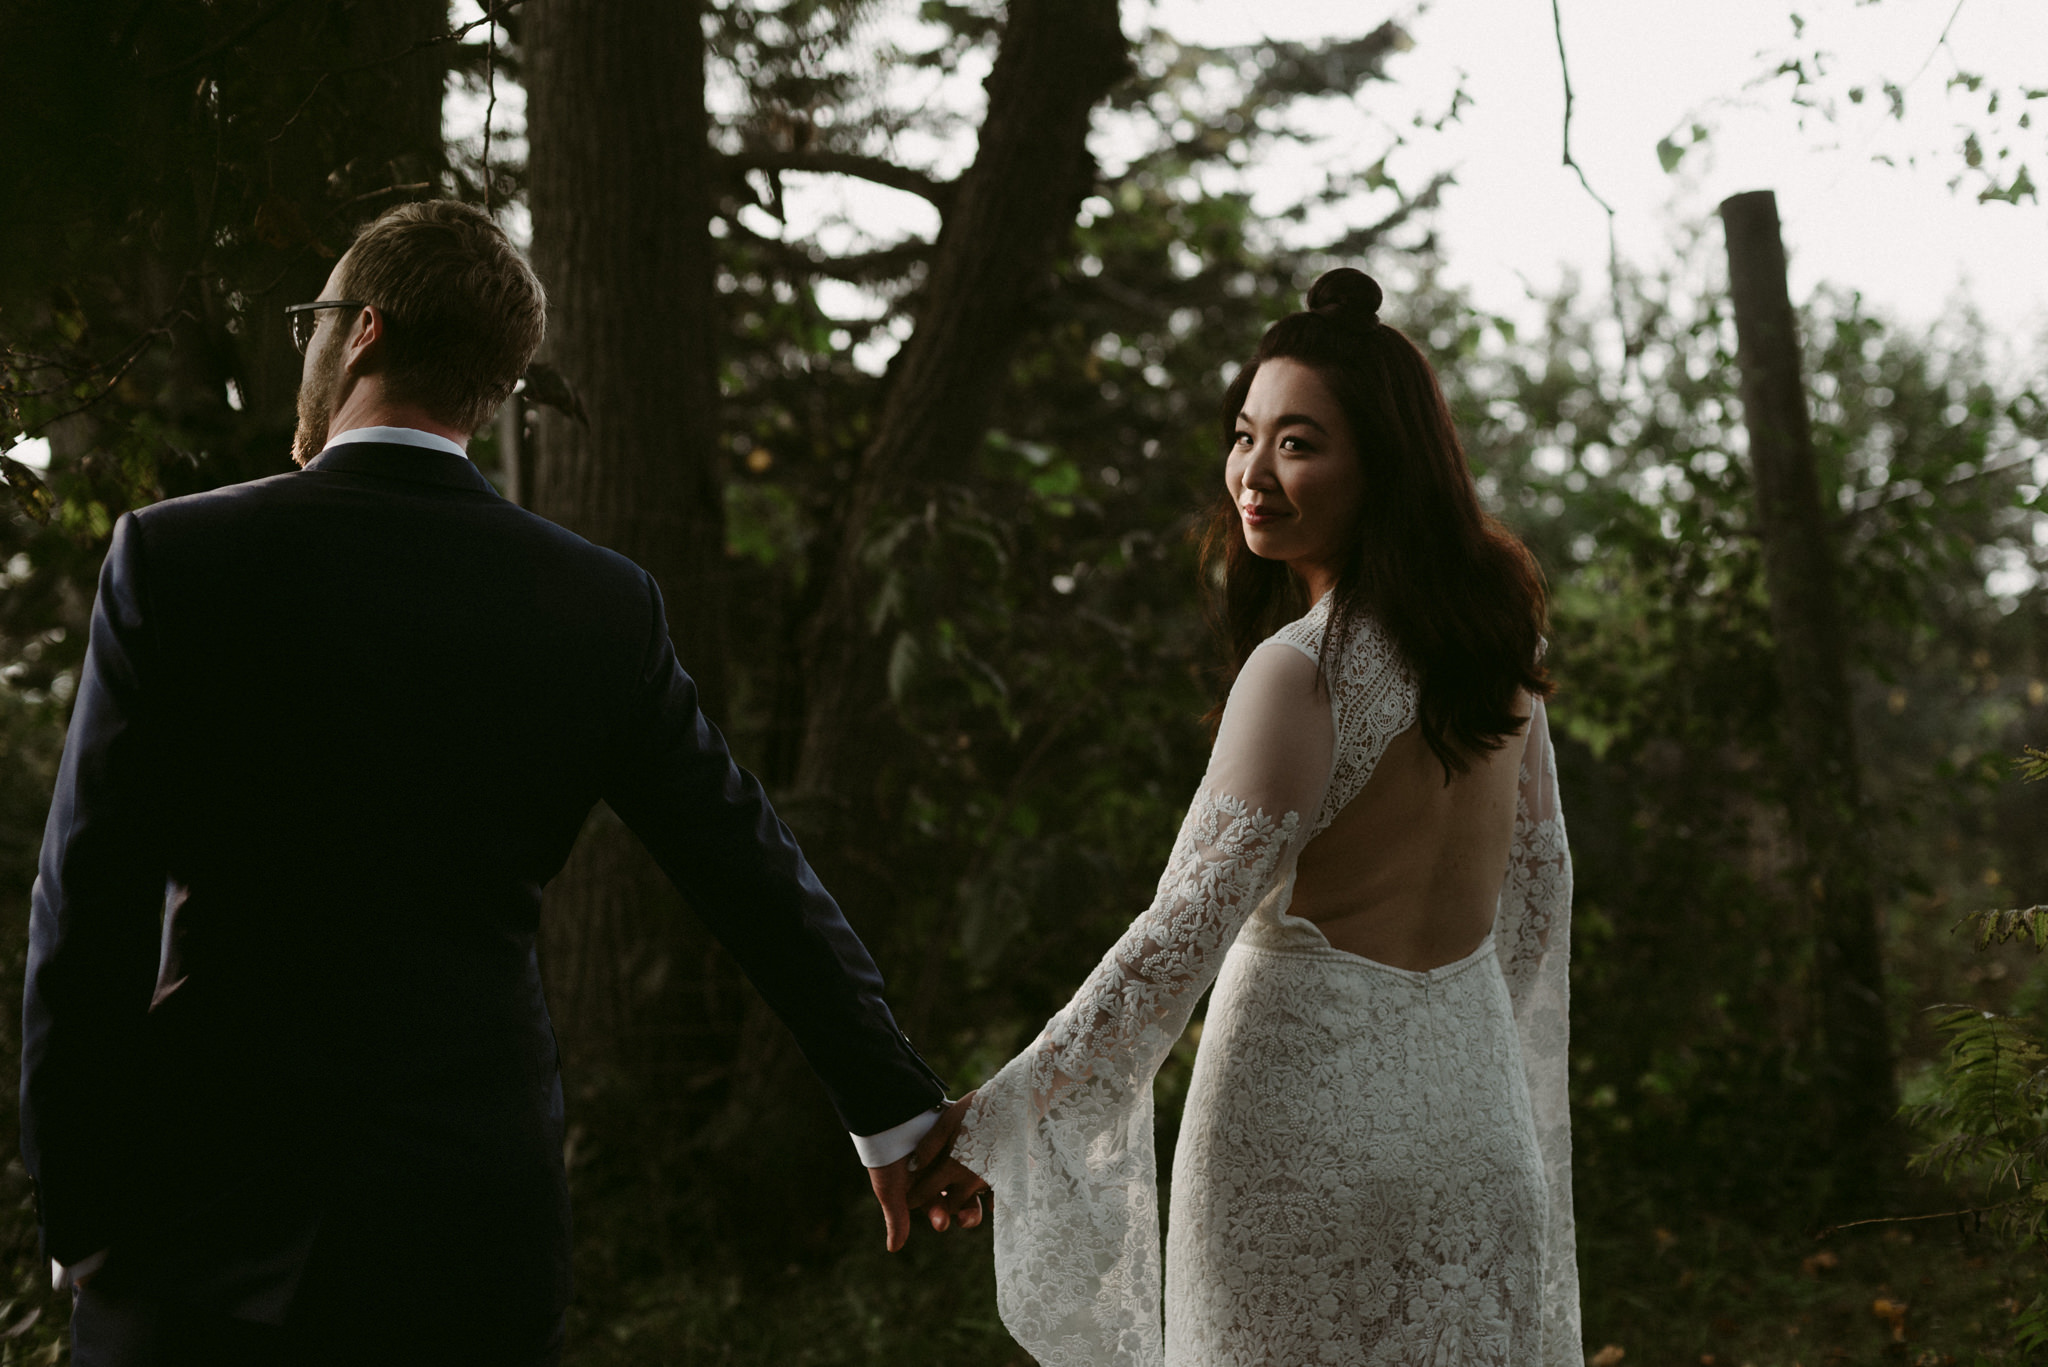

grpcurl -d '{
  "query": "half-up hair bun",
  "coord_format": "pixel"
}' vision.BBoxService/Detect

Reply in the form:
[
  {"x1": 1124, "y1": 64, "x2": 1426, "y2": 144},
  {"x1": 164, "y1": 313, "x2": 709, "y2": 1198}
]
[{"x1": 1306, "y1": 267, "x2": 1383, "y2": 329}]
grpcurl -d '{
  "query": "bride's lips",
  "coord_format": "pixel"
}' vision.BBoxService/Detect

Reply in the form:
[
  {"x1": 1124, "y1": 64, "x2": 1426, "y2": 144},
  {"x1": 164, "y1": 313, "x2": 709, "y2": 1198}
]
[{"x1": 1240, "y1": 504, "x2": 1289, "y2": 527}]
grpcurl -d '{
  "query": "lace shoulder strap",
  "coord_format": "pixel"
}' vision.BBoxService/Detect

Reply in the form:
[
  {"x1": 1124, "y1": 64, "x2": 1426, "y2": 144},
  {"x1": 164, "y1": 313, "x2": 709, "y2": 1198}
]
[{"x1": 1269, "y1": 596, "x2": 1419, "y2": 842}]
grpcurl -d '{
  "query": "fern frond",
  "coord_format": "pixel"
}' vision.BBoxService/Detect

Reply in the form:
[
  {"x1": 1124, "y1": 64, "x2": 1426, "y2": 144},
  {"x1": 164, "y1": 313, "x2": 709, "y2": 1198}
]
[
  {"x1": 1956, "y1": 906, "x2": 2048, "y2": 951},
  {"x1": 2016, "y1": 1292, "x2": 2048, "y2": 1355},
  {"x1": 1907, "y1": 1008, "x2": 2048, "y2": 1245}
]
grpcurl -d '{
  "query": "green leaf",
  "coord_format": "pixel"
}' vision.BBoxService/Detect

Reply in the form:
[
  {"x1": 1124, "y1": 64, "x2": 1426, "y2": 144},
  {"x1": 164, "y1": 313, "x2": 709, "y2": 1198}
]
[
  {"x1": 1978, "y1": 164, "x2": 2038, "y2": 205},
  {"x1": 0, "y1": 455, "x2": 52, "y2": 525}
]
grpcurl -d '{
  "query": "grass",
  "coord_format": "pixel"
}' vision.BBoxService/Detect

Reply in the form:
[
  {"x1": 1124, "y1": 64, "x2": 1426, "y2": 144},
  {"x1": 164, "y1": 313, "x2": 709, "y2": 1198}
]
[
  {"x1": 554, "y1": 1187, "x2": 2042, "y2": 1365},
  {"x1": 1581, "y1": 1209, "x2": 2040, "y2": 1367}
]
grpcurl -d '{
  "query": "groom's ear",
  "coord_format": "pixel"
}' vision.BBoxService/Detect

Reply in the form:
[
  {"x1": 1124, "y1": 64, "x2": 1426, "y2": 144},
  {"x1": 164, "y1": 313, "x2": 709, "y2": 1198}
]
[{"x1": 341, "y1": 305, "x2": 388, "y2": 376}]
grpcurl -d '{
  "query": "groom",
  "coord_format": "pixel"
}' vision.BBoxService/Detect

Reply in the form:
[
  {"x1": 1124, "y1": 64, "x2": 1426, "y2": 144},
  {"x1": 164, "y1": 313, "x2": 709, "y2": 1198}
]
[{"x1": 22, "y1": 199, "x2": 948, "y2": 1365}]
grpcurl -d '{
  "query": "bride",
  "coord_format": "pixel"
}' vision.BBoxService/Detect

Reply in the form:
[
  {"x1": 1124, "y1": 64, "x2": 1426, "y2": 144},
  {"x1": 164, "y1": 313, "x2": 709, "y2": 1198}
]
[{"x1": 908, "y1": 268, "x2": 1579, "y2": 1366}]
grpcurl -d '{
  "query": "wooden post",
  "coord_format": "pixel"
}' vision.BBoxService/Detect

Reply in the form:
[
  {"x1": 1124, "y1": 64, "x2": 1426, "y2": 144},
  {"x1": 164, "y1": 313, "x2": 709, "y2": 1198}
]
[{"x1": 1719, "y1": 190, "x2": 1896, "y2": 1203}]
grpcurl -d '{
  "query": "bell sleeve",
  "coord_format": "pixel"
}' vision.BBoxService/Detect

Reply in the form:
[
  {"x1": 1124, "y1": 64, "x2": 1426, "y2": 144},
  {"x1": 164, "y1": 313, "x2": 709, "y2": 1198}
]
[
  {"x1": 1494, "y1": 696, "x2": 1581, "y2": 1366},
  {"x1": 948, "y1": 641, "x2": 1334, "y2": 1367}
]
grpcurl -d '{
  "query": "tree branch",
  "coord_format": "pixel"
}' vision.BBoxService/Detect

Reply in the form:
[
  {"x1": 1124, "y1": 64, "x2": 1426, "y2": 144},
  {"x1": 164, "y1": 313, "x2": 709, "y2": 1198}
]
[
  {"x1": 1, "y1": 304, "x2": 188, "y2": 438},
  {"x1": 1838, "y1": 450, "x2": 2039, "y2": 522},
  {"x1": 482, "y1": 1, "x2": 500, "y2": 210},
  {"x1": 1549, "y1": 0, "x2": 1614, "y2": 218},
  {"x1": 1325, "y1": 171, "x2": 1454, "y2": 256},
  {"x1": 723, "y1": 220, "x2": 933, "y2": 284},
  {"x1": 720, "y1": 150, "x2": 954, "y2": 211},
  {"x1": 1551, "y1": 0, "x2": 1638, "y2": 362},
  {"x1": 1813, "y1": 1200, "x2": 2009, "y2": 1239},
  {"x1": 1905, "y1": 0, "x2": 1969, "y2": 89},
  {"x1": 319, "y1": 7, "x2": 514, "y2": 76},
  {"x1": 149, "y1": 0, "x2": 307, "y2": 77}
]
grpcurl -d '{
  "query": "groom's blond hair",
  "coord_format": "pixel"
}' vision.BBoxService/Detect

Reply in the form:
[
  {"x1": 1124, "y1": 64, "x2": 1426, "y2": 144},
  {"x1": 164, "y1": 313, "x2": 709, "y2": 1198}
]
[{"x1": 337, "y1": 200, "x2": 545, "y2": 433}]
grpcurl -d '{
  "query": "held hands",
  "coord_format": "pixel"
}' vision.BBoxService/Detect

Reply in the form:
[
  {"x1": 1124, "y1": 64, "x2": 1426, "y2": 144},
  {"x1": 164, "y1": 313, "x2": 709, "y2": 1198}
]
[
  {"x1": 867, "y1": 1153, "x2": 918, "y2": 1253},
  {"x1": 867, "y1": 1093, "x2": 989, "y2": 1251},
  {"x1": 906, "y1": 1093, "x2": 988, "y2": 1236}
]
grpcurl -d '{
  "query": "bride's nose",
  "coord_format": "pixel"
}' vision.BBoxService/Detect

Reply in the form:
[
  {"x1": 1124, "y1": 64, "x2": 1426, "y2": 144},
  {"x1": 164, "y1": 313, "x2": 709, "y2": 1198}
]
[{"x1": 1240, "y1": 444, "x2": 1281, "y2": 491}]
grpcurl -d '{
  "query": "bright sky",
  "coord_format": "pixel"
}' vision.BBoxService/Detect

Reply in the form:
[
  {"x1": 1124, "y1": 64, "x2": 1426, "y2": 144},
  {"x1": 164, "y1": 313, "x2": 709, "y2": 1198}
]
[
  {"x1": 1144, "y1": 0, "x2": 2047, "y2": 362},
  {"x1": 715, "y1": 0, "x2": 2048, "y2": 381}
]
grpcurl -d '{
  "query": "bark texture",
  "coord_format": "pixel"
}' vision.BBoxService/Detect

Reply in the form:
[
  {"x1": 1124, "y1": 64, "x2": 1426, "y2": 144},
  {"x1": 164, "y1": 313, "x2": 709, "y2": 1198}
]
[
  {"x1": 1719, "y1": 189, "x2": 1896, "y2": 1201},
  {"x1": 756, "y1": 0, "x2": 1129, "y2": 1195},
  {"x1": 522, "y1": 0, "x2": 1130, "y2": 1219},
  {"x1": 525, "y1": 0, "x2": 731, "y2": 1100},
  {"x1": 792, "y1": 0, "x2": 1129, "y2": 829}
]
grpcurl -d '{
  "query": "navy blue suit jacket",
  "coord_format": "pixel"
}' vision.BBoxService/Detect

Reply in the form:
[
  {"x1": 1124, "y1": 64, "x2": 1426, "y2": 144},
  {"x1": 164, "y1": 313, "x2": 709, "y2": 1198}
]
[{"x1": 20, "y1": 441, "x2": 944, "y2": 1323}]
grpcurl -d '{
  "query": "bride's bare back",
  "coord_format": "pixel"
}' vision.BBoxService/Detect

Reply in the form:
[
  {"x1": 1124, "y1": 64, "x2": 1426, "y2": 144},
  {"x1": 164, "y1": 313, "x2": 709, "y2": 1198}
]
[{"x1": 1289, "y1": 701, "x2": 1531, "y2": 970}]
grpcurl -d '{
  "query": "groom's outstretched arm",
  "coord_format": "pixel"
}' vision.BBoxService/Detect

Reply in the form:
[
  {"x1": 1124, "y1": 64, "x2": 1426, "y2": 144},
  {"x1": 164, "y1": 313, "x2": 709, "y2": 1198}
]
[
  {"x1": 599, "y1": 573, "x2": 946, "y2": 1143},
  {"x1": 22, "y1": 513, "x2": 169, "y2": 1269}
]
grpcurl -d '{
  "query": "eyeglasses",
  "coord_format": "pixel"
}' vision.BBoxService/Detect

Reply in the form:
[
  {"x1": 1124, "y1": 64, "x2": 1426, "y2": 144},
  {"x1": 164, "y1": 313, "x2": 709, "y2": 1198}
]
[{"x1": 284, "y1": 300, "x2": 366, "y2": 355}]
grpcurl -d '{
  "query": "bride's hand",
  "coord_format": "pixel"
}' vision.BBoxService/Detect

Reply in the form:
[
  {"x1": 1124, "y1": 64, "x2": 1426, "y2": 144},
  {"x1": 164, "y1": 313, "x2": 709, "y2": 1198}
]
[{"x1": 907, "y1": 1093, "x2": 988, "y2": 1232}]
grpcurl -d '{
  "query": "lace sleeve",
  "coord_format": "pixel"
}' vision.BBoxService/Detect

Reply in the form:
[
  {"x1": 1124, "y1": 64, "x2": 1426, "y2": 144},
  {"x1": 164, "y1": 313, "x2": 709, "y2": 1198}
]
[
  {"x1": 1497, "y1": 696, "x2": 1582, "y2": 1365},
  {"x1": 949, "y1": 641, "x2": 1334, "y2": 1367}
]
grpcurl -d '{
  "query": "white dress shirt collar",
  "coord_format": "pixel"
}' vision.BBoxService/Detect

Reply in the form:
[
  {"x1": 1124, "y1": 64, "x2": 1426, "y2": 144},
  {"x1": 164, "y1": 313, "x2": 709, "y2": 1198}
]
[{"x1": 322, "y1": 425, "x2": 469, "y2": 460}]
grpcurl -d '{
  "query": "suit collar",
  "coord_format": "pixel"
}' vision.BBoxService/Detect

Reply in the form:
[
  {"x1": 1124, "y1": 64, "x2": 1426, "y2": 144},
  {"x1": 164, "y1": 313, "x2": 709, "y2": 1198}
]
[{"x1": 303, "y1": 442, "x2": 498, "y2": 495}]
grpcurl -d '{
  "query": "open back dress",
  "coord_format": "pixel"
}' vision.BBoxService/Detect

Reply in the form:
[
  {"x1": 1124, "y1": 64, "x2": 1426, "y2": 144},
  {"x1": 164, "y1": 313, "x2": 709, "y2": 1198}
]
[{"x1": 950, "y1": 596, "x2": 1580, "y2": 1366}]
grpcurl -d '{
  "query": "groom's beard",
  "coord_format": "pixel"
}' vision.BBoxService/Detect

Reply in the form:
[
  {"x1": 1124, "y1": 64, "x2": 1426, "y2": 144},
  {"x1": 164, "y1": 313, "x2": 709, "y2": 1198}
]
[{"x1": 291, "y1": 339, "x2": 345, "y2": 467}]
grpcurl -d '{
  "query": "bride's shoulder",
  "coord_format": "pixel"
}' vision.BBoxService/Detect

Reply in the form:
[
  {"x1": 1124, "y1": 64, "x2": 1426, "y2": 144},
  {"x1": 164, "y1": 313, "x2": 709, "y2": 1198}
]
[
  {"x1": 1264, "y1": 593, "x2": 1335, "y2": 660},
  {"x1": 1262, "y1": 596, "x2": 1414, "y2": 704},
  {"x1": 1265, "y1": 594, "x2": 1394, "y2": 661}
]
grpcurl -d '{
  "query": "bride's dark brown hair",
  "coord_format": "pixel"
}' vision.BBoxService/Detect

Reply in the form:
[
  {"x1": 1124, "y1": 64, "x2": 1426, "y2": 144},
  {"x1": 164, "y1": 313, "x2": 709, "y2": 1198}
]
[{"x1": 1201, "y1": 267, "x2": 1551, "y2": 777}]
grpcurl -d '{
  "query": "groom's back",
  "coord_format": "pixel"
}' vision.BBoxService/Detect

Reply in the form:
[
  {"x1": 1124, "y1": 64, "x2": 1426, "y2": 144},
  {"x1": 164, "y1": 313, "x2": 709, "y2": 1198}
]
[
  {"x1": 142, "y1": 444, "x2": 647, "y2": 927},
  {"x1": 116, "y1": 441, "x2": 657, "y2": 1307}
]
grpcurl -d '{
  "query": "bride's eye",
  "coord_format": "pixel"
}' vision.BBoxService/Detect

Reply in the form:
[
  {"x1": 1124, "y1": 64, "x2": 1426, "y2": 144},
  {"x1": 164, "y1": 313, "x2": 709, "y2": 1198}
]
[{"x1": 1232, "y1": 430, "x2": 1253, "y2": 447}]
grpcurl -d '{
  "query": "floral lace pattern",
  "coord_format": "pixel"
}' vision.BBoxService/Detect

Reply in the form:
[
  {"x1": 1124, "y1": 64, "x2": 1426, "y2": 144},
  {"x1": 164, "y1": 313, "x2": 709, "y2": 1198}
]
[
  {"x1": 1269, "y1": 599, "x2": 1416, "y2": 842},
  {"x1": 1498, "y1": 716, "x2": 1579, "y2": 1362},
  {"x1": 1165, "y1": 936, "x2": 1547, "y2": 1366},
  {"x1": 954, "y1": 599, "x2": 1579, "y2": 1366},
  {"x1": 953, "y1": 791, "x2": 1302, "y2": 1366}
]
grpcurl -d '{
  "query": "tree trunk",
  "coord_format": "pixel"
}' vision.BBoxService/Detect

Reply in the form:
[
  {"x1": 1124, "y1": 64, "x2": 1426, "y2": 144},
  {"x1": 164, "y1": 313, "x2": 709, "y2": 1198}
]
[
  {"x1": 791, "y1": 0, "x2": 1128, "y2": 842},
  {"x1": 522, "y1": 0, "x2": 1129, "y2": 1235},
  {"x1": 730, "y1": 0, "x2": 1129, "y2": 1206},
  {"x1": 525, "y1": 0, "x2": 732, "y2": 1107},
  {"x1": 1719, "y1": 189, "x2": 1896, "y2": 1204}
]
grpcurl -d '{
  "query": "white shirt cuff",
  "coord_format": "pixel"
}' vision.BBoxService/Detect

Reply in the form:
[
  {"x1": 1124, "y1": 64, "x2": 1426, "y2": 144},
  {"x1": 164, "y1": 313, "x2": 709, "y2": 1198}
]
[
  {"x1": 852, "y1": 1107, "x2": 943, "y2": 1168},
  {"x1": 52, "y1": 1248, "x2": 108, "y2": 1291}
]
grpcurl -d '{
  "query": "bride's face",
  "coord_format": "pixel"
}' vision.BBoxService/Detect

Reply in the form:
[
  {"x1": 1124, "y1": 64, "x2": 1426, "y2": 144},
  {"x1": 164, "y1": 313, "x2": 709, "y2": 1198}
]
[{"x1": 1226, "y1": 357, "x2": 1363, "y2": 594}]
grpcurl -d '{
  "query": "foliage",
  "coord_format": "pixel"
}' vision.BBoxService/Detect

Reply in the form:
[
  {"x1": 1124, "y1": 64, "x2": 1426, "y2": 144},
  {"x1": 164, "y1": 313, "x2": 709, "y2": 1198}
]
[
  {"x1": 1964, "y1": 905, "x2": 2048, "y2": 954},
  {"x1": 1660, "y1": 0, "x2": 2047, "y2": 206},
  {"x1": 1416, "y1": 237, "x2": 2048, "y2": 1227},
  {"x1": 1912, "y1": 1007, "x2": 2048, "y2": 1236},
  {"x1": 1900, "y1": 748, "x2": 2048, "y2": 1358},
  {"x1": 698, "y1": 0, "x2": 1452, "y2": 1188}
]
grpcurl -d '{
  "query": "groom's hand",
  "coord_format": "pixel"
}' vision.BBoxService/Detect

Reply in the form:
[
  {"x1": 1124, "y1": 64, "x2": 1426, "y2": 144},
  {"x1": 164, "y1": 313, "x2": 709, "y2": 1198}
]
[
  {"x1": 907, "y1": 1094, "x2": 987, "y2": 1233},
  {"x1": 868, "y1": 1154, "x2": 916, "y2": 1253}
]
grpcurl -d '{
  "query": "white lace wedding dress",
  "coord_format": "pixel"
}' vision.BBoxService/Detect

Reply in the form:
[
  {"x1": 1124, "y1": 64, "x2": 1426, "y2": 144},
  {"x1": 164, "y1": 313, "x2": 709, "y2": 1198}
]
[{"x1": 950, "y1": 596, "x2": 1579, "y2": 1366}]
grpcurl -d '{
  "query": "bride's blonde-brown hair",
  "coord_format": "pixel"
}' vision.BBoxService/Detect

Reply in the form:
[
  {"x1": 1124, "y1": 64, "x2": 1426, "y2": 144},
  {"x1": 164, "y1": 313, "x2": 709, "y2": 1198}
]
[{"x1": 1201, "y1": 268, "x2": 1551, "y2": 778}]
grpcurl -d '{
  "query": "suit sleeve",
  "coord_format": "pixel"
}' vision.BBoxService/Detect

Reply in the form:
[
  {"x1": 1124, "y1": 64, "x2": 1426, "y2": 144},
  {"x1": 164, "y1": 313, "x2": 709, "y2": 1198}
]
[
  {"x1": 598, "y1": 574, "x2": 945, "y2": 1138},
  {"x1": 21, "y1": 513, "x2": 170, "y2": 1264}
]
